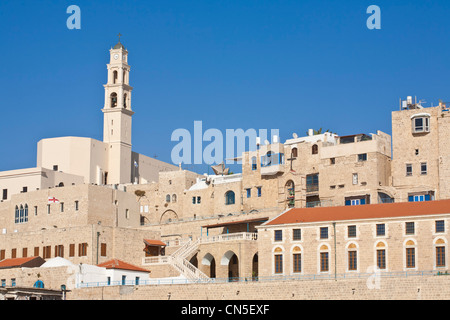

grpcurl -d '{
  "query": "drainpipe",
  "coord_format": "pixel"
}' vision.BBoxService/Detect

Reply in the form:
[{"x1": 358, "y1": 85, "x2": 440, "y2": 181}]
[
  {"x1": 96, "y1": 231, "x2": 100, "y2": 265},
  {"x1": 332, "y1": 222, "x2": 337, "y2": 280}
]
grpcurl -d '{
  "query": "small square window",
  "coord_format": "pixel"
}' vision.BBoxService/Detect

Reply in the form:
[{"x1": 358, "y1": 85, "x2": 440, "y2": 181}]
[
  {"x1": 274, "y1": 230, "x2": 283, "y2": 242},
  {"x1": 293, "y1": 229, "x2": 301, "y2": 241},
  {"x1": 406, "y1": 164, "x2": 412, "y2": 176},
  {"x1": 357, "y1": 154, "x2": 367, "y2": 162},
  {"x1": 436, "y1": 220, "x2": 445, "y2": 233},
  {"x1": 330, "y1": 158, "x2": 335, "y2": 165},
  {"x1": 347, "y1": 225, "x2": 357, "y2": 238},
  {"x1": 320, "y1": 227, "x2": 328, "y2": 239},
  {"x1": 376, "y1": 224, "x2": 385, "y2": 236},
  {"x1": 421, "y1": 162, "x2": 427, "y2": 175},
  {"x1": 405, "y1": 222, "x2": 415, "y2": 235}
]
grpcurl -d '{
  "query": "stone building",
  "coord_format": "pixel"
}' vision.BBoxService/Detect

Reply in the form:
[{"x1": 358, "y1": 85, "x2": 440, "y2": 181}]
[{"x1": 0, "y1": 39, "x2": 449, "y2": 297}]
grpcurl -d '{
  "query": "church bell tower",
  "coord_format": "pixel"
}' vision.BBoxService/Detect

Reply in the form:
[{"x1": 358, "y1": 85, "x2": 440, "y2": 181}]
[{"x1": 102, "y1": 34, "x2": 134, "y2": 184}]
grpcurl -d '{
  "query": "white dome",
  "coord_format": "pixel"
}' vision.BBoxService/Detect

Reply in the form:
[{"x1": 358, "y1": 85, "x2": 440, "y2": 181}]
[{"x1": 41, "y1": 257, "x2": 75, "y2": 268}]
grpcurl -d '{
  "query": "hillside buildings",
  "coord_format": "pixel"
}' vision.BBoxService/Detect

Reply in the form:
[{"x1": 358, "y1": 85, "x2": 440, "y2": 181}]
[{"x1": 0, "y1": 40, "x2": 449, "y2": 299}]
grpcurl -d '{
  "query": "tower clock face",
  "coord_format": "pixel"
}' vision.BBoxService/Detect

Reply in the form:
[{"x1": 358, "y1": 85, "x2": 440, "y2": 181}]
[{"x1": 114, "y1": 54, "x2": 119, "y2": 60}]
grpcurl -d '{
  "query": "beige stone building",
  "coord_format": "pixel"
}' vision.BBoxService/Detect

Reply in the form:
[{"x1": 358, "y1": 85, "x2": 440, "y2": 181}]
[{"x1": 0, "y1": 40, "x2": 449, "y2": 299}]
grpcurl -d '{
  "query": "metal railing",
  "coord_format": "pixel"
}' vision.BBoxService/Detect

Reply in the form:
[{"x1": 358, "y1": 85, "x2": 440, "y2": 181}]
[{"x1": 77, "y1": 269, "x2": 447, "y2": 288}]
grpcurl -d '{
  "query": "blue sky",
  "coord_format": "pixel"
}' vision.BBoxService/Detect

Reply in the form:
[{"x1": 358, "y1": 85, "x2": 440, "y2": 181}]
[{"x1": 1, "y1": 0, "x2": 450, "y2": 174}]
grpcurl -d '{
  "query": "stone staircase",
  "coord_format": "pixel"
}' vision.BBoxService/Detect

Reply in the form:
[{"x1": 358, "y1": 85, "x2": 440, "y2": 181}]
[{"x1": 143, "y1": 239, "x2": 211, "y2": 282}]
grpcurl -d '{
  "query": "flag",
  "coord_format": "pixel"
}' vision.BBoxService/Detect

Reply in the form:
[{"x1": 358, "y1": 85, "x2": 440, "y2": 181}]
[{"x1": 48, "y1": 197, "x2": 59, "y2": 204}]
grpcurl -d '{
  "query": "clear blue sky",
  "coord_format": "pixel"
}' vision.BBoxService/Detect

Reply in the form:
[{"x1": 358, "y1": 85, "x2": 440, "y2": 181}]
[{"x1": 1, "y1": 0, "x2": 450, "y2": 174}]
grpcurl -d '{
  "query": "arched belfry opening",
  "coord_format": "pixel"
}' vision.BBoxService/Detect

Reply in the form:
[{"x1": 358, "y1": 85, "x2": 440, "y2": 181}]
[{"x1": 110, "y1": 92, "x2": 118, "y2": 108}]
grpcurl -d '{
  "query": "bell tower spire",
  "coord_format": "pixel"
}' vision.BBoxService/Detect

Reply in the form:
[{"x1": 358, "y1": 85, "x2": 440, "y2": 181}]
[{"x1": 102, "y1": 35, "x2": 134, "y2": 184}]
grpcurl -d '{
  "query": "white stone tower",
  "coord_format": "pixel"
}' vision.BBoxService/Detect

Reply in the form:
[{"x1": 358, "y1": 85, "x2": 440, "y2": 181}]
[{"x1": 102, "y1": 34, "x2": 134, "y2": 184}]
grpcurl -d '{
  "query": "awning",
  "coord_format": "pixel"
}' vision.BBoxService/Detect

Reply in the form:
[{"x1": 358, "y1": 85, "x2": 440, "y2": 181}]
[
  {"x1": 143, "y1": 239, "x2": 167, "y2": 247},
  {"x1": 203, "y1": 217, "x2": 269, "y2": 229}
]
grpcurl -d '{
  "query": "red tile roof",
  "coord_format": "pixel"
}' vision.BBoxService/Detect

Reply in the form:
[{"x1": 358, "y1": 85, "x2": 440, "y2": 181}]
[
  {"x1": 264, "y1": 199, "x2": 450, "y2": 226},
  {"x1": 97, "y1": 259, "x2": 149, "y2": 273},
  {"x1": 0, "y1": 256, "x2": 45, "y2": 269},
  {"x1": 143, "y1": 239, "x2": 166, "y2": 247}
]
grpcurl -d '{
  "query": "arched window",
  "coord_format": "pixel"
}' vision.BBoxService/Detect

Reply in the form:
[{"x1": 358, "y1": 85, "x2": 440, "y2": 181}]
[
  {"x1": 110, "y1": 93, "x2": 118, "y2": 108},
  {"x1": 123, "y1": 93, "x2": 127, "y2": 108},
  {"x1": 225, "y1": 191, "x2": 235, "y2": 205},
  {"x1": 113, "y1": 71, "x2": 118, "y2": 84},
  {"x1": 19, "y1": 205, "x2": 24, "y2": 223},
  {"x1": 123, "y1": 70, "x2": 127, "y2": 84},
  {"x1": 166, "y1": 194, "x2": 171, "y2": 203},
  {"x1": 291, "y1": 148, "x2": 298, "y2": 158},
  {"x1": 14, "y1": 206, "x2": 19, "y2": 224},
  {"x1": 251, "y1": 156, "x2": 257, "y2": 170},
  {"x1": 312, "y1": 144, "x2": 318, "y2": 155},
  {"x1": 33, "y1": 280, "x2": 45, "y2": 289},
  {"x1": 24, "y1": 204, "x2": 28, "y2": 223},
  {"x1": 172, "y1": 194, "x2": 177, "y2": 203}
]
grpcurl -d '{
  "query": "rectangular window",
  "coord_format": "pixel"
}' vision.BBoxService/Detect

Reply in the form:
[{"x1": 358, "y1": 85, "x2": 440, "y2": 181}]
[
  {"x1": 34, "y1": 247, "x2": 39, "y2": 257},
  {"x1": 357, "y1": 153, "x2": 367, "y2": 162},
  {"x1": 22, "y1": 187, "x2": 27, "y2": 193},
  {"x1": 192, "y1": 197, "x2": 196, "y2": 204},
  {"x1": 421, "y1": 162, "x2": 427, "y2": 175},
  {"x1": 11, "y1": 248, "x2": 16, "y2": 259},
  {"x1": 79, "y1": 243, "x2": 88, "y2": 257},
  {"x1": 60, "y1": 202, "x2": 64, "y2": 213},
  {"x1": 377, "y1": 249, "x2": 386, "y2": 269},
  {"x1": 436, "y1": 220, "x2": 445, "y2": 233},
  {"x1": 257, "y1": 187, "x2": 262, "y2": 197},
  {"x1": 43, "y1": 246, "x2": 51, "y2": 259},
  {"x1": 34, "y1": 206, "x2": 38, "y2": 216},
  {"x1": 376, "y1": 224, "x2": 386, "y2": 237},
  {"x1": 330, "y1": 158, "x2": 335, "y2": 165},
  {"x1": 2, "y1": 189, "x2": 7, "y2": 200},
  {"x1": 293, "y1": 229, "x2": 301, "y2": 241},
  {"x1": 47, "y1": 205, "x2": 51, "y2": 214},
  {"x1": 246, "y1": 188, "x2": 251, "y2": 198},
  {"x1": 413, "y1": 116, "x2": 430, "y2": 133},
  {"x1": 293, "y1": 253, "x2": 301, "y2": 273},
  {"x1": 405, "y1": 222, "x2": 415, "y2": 235},
  {"x1": 348, "y1": 251, "x2": 357, "y2": 271},
  {"x1": 274, "y1": 255, "x2": 283, "y2": 274},
  {"x1": 320, "y1": 227, "x2": 328, "y2": 239},
  {"x1": 347, "y1": 225, "x2": 357, "y2": 238},
  {"x1": 22, "y1": 248, "x2": 27, "y2": 258},
  {"x1": 197, "y1": 196, "x2": 201, "y2": 204},
  {"x1": 406, "y1": 248, "x2": 415, "y2": 268},
  {"x1": 406, "y1": 164, "x2": 412, "y2": 176},
  {"x1": 101, "y1": 243, "x2": 107, "y2": 257},
  {"x1": 54, "y1": 245, "x2": 64, "y2": 258},
  {"x1": 69, "y1": 244, "x2": 75, "y2": 257},
  {"x1": 0, "y1": 250, "x2": 4, "y2": 261},
  {"x1": 75, "y1": 201, "x2": 79, "y2": 211},
  {"x1": 306, "y1": 174, "x2": 319, "y2": 192},
  {"x1": 320, "y1": 252, "x2": 329, "y2": 272},
  {"x1": 274, "y1": 230, "x2": 282, "y2": 242},
  {"x1": 436, "y1": 246, "x2": 446, "y2": 267}
]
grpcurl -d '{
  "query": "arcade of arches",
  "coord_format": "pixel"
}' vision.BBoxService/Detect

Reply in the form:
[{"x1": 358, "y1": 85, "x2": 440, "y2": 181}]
[{"x1": 188, "y1": 243, "x2": 259, "y2": 280}]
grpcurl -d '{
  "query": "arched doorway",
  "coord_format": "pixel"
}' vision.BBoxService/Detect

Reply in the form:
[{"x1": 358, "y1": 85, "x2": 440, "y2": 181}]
[
  {"x1": 221, "y1": 250, "x2": 239, "y2": 281},
  {"x1": 201, "y1": 253, "x2": 216, "y2": 278},
  {"x1": 252, "y1": 253, "x2": 258, "y2": 280}
]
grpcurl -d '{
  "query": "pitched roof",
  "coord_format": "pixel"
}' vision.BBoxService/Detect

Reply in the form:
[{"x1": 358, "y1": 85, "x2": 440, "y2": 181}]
[
  {"x1": 264, "y1": 199, "x2": 450, "y2": 226},
  {"x1": 97, "y1": 259, "x2": 149, "y2": 273},
  {"x1": 0, "y1": 256, "x2": 45, "y2": 269},
  {"x1": 143, "y1": 239, "x2": 166, "y2": 247}
]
